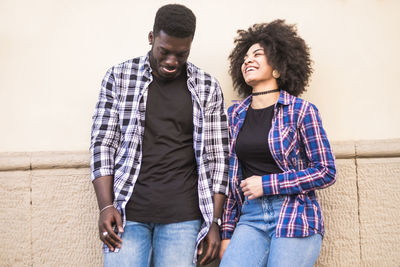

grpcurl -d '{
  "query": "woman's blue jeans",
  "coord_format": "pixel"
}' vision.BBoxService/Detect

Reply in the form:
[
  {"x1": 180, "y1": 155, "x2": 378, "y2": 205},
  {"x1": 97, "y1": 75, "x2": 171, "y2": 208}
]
[
  {"x1": 220, "y1": 196, "x2": 322, "y2": 267},
  {"x1": 104, "y1": 219, "x2": 201, "y2": 267}
]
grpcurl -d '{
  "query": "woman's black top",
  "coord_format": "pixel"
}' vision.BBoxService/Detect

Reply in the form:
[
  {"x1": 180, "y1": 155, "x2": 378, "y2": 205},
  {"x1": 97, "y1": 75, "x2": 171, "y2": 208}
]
[{"x1": 235, "y1": 105, "x2": 282, "y2": 179}]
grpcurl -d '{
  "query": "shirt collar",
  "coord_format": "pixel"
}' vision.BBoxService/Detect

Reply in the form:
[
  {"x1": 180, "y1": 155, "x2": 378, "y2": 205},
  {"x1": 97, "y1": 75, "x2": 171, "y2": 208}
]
[
  {"x1": 233, "y1": 95, "x2": 252, "y2": 117},
  {"x1": 277, "y1": 90, "x2": 294, "y2": 106},
  {"x1": 143, "y1": 52, "x2": 151, "y2": 72},
  {"x1": 233, "y1": 90, "x2": 294, "y2": 116}
]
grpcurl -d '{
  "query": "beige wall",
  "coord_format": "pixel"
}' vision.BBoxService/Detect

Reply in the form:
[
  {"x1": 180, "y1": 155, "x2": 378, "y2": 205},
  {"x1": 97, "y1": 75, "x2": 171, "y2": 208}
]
[
  {"x1": 1, "y1": 139, "x2": 399, "y2": 266},
  {"x1": 1, "y1": 0, "x2": 400, "y2": 152}
]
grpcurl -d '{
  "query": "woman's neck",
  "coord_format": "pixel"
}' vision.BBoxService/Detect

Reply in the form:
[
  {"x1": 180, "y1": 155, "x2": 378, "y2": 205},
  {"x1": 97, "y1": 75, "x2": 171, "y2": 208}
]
[
  {"x1": 251, "y1": 91, "x2": 280, "y2": 109},
  {"x1": 250, "y1": 81, "x2": 280, "y2": 109}
]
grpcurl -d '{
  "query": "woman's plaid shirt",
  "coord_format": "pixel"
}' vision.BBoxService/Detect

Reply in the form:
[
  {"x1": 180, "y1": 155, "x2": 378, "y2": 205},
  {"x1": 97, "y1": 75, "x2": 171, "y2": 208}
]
[
  {"x1": 90, "y1": 53, "x2": 229, "y2": 252},
  {"x1": 221, "y1": 90, "x2": 336, "y2": 240}
]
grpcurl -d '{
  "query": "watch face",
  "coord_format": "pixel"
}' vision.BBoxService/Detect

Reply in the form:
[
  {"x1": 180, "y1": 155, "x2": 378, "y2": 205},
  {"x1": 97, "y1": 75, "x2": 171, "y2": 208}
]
[{"x1": 213, "y1": 218, "x2": 222, "y2": 226}]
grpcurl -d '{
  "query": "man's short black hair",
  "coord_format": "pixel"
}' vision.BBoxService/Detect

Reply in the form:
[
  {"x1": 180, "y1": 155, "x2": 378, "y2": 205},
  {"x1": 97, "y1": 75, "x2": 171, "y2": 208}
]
[{"x1": 153, "y1": 4, "x2": 196, "y2": 38}]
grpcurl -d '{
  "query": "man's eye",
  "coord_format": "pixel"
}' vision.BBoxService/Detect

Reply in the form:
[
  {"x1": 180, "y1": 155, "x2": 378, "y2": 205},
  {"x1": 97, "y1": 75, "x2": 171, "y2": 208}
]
[
  {"x1": 160, "y1": 50, "x2": 168, "y2": 55},
  {"x1": 177, "y1": 52, "x2": 188, "y2": 58}
]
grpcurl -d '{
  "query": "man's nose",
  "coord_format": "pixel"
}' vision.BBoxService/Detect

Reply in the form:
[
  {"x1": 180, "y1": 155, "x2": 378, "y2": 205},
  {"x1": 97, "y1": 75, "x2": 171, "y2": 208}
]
[{"x1": 165, "y1": 55, "x2": 178, "y2": 67}]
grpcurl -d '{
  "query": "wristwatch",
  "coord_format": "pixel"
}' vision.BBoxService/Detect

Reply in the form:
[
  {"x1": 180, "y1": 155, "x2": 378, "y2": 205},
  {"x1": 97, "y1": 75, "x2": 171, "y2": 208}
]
[{"x1": 212, "y1": 217, "x2": 222, "y2": 227}]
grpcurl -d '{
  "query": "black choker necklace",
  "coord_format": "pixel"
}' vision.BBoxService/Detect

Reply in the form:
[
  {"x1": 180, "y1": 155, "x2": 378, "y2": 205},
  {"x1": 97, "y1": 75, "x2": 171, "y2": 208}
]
[{"x1": 252, "y1": 89, "x2": 280, "y2": 96}]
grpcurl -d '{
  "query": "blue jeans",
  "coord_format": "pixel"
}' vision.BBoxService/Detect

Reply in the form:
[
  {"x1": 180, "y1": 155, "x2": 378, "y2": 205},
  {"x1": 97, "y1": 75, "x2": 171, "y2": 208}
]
[
  {"x1": 220, "y1": 196, "x2": 322, "y2": 267},
  {"x1": 104, "y1": 219, "x2": 201, "y2": 267}
]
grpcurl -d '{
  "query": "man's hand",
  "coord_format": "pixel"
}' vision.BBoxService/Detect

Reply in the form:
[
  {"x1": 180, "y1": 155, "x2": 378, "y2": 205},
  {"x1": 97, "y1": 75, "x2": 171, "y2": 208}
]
[
  {"x1": 197, "y1": 223, "x2": 220, "y2": 265},
  {"x1": 219, "y1": 239, "x2": 230, "y2": 260},
  {"x1": 92, "y1": 176, "x2": 123, "y2": 251},
  {"x1": 240, "y1": 175, "x2": 263, "y2": 200},
  {"x1": 98, "y1": 206, "x2": 124, "y2": 251}
]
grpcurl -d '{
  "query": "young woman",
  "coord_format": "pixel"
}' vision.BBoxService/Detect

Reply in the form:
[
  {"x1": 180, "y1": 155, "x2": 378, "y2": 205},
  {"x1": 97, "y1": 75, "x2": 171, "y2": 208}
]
[{"x1": 219, "y1": 20, "x2": 336, "y2": 267}]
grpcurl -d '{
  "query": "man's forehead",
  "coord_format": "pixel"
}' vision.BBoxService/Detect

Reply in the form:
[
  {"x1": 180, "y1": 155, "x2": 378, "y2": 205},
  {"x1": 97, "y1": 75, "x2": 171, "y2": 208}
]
[{"x1": 154, "y1": 31, "x2": 193, "y2": 51}]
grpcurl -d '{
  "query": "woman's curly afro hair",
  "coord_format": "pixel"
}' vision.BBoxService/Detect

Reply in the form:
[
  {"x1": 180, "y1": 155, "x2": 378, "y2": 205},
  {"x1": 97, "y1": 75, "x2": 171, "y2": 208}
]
[{"x1": 229, "y1": 19, "x2": 313, "y2": 98}]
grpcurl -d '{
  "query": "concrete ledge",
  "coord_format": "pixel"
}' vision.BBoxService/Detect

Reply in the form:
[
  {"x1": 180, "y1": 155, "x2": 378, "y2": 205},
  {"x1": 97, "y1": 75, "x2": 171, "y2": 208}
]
[
  {"x1": 356, "y1": 139, "x2": 400, "y2": 158},
  {"x1": 0, "y1": 151, "x2": 89, "y2": 171},
  {"x1": 0, "y1": 152, "x2": 31, "y2": 171},
  {"x1": 30, "y1": 151, "x2": 89, "y2": 170},
  {"x1": 331, "y1": 141, "x2": 355, "y2": 159},
  {"x1": 0, "y1": 139, "x2": 399, "y2": 171}
]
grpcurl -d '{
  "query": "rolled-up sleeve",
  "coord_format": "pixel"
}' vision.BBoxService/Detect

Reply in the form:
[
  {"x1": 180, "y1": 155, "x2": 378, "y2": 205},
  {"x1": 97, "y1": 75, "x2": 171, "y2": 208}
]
[
  {"x1": 90, "y1": 67, "x2": 121, "y2": 181},
  {"x1": 204, "y1": 79, "x2": 229, "y2": 196},
  {"x1": 221, "y1": 189, "x2": 239, "y2": 239}
]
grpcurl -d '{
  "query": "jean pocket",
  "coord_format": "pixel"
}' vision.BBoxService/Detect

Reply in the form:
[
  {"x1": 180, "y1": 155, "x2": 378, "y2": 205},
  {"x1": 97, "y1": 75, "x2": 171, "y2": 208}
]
[{"x1": 241, "y1": 196, "x2": 248, "y2": 209}]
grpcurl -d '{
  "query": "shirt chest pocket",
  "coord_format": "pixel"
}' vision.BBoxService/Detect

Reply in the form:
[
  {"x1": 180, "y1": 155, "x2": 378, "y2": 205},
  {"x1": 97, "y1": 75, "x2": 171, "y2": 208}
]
[{"x1": 279, "y1": 126, "x2": 299, "y2": 165}]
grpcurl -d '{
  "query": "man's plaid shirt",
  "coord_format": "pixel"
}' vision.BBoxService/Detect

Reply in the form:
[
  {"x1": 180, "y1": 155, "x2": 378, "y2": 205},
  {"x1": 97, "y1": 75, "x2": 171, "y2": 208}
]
[
  {"x1": 90, "y1": 53, "x2": 229, "y2": 253},
  {"x1": 221, "y1": 90, "x2": 336, "y2": 240}
]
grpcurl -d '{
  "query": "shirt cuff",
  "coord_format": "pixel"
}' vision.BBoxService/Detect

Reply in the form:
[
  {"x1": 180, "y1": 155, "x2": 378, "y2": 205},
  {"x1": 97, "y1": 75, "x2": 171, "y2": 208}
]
[
  {"x1": 213, "y1": 184, "x2": 229, "y2": 197},
  {"x1": 91, "y1": 168, "x2": 114, "y2": 181},
  {"x1": 221, "y1": 228, "x2": 234, "y2": 240},
  {"x1": 262, "y1": 173, "x2": 280, "y2": 195}
]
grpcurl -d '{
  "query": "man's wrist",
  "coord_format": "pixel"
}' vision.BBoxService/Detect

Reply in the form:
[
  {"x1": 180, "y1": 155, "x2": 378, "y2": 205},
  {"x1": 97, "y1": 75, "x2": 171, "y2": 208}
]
[
  {"x1": 100, "y1": 204, "x2": 114, "y2": 214},
  {"x1": 212, "y1": 217, "x2": 222, "y2": 227}
]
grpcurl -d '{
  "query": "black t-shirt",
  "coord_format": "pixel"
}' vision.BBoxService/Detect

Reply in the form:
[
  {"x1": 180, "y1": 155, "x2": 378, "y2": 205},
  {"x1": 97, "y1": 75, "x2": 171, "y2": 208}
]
[
  {"x1": 125, "y1": 70, "x2": 201, "y2": 223},
  {"x1": 235, "y1": 105, "x2": 282, "y2": 179}
]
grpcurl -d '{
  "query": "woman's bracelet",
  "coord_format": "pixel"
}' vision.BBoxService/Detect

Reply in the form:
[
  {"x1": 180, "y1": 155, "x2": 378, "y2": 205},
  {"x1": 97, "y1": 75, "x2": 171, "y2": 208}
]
[{"x1": 100, "y1": 204, "x2": 114, "y2": 214}]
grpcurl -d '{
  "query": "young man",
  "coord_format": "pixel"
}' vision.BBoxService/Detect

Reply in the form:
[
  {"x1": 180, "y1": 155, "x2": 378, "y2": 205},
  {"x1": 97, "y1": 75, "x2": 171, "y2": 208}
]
[{"x1": 90, "y1": 4, "x2": 229, "y2": 267}]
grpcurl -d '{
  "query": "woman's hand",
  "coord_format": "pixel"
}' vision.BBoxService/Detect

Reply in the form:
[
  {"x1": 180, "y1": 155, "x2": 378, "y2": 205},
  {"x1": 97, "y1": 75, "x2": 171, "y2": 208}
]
[
  {"x1": 219, "y1": 239, "x2": 231, "y2": 260},
  {"x1": 240, "y1": 175, "x2": 263, "y2": 199}
]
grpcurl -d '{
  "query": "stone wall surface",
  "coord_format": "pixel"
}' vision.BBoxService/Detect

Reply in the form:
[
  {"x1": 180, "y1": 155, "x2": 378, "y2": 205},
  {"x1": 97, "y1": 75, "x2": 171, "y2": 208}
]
[
  {"x1": 0, "y1": 139, "x2": 399, "y2": 267},
  {"x1": 316, "y1": 158, "x2": 360, "y2": 267},
  {"x1": 357, "y1": 157, "x2": 400, "y2": 267},
  {"x1": 0, "y1": 171, "x2": 31, "y2": 267},
  {"x1": 31, "y1": 168, "x2": 101, "y2": 267}
]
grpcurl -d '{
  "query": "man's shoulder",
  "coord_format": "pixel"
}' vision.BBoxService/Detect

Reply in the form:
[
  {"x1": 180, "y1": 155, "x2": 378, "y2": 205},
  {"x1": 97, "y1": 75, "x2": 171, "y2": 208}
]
[
  {"x1": 187, "y1": 62, "x2": 219, "y2": 85},
  {"x1": 108, "y1": 55, "x2": 148, "y2": 75}
]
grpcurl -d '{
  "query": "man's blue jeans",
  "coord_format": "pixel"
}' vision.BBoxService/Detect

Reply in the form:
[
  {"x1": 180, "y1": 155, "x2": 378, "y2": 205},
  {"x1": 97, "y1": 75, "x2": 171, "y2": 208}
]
[
  {"x1": 220, "y1": 196, "x2": 322, "y2": 267},
  {"x1": 104, "y1": 219, "x2": 201, "y2": 267}
]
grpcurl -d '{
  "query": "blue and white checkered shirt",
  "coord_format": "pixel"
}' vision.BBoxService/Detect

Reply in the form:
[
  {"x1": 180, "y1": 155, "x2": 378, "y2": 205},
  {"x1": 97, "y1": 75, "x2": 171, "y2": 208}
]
[{"x1": 90, "y1": 53, "x2": 229, "y2": 255}]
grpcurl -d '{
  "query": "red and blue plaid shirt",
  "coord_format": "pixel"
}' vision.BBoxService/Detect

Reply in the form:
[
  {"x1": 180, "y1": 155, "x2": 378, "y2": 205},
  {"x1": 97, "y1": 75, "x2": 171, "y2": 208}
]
[{"x1": 221, "y1": 90, "x2": 336, "y2": 239}]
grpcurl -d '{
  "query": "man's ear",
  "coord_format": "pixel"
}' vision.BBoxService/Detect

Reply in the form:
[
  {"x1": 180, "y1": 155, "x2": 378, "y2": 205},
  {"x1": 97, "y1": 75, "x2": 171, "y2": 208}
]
[{"x1": 148, "y1": 31, "x2": 153, "y2": 45}]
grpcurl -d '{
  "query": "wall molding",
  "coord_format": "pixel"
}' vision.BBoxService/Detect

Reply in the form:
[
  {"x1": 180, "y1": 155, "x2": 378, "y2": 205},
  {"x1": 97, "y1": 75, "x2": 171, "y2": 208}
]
[
  {"x1": 0, "y1": 151, "x2": 89, "y2": 171},
  {"x1": 0, "y1": 139, "x2": 399, "y2": 171}
]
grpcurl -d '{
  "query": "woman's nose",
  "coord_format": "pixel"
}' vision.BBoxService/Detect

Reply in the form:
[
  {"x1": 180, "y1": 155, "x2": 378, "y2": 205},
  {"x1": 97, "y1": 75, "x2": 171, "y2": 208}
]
[{"x1": 244, "y1": 56, "x2": 253, "y2": 65}]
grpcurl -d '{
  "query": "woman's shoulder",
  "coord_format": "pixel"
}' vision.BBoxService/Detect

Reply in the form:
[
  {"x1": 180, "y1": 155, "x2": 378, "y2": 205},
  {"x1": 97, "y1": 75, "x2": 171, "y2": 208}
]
[
  {"x1": 227, "y1": 102, "x2": 240, "y2": 115},
  {"x1": 228, "y1": 95, "x2": 252, "y2": 115},
  {"x1": 285, "y1": 92, "x2": 318, "y2": 112}
]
